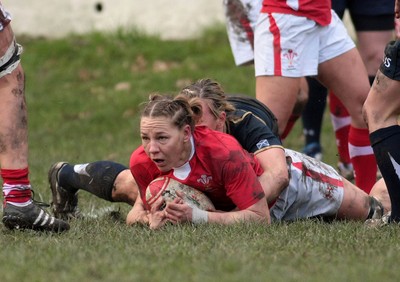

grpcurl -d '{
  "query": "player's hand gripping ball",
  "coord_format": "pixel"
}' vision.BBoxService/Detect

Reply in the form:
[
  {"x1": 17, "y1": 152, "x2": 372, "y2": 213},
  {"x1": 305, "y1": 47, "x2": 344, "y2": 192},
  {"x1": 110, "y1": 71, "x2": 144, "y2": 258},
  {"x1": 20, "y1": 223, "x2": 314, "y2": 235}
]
[{"x1": 145, "y1": 176, "x2": 215, "y2": 211}]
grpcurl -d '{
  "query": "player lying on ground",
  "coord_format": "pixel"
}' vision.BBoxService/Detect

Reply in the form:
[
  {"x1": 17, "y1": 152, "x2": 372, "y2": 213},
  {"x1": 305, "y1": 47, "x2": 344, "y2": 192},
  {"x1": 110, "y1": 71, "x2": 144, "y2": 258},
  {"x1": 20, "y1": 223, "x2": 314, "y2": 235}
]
[
  {"x1": 49, "y1": 80, "x2": 388, "y2": 229},
  {"x1": 129, "y1": 94, "x2": 270, "y2": 229}
]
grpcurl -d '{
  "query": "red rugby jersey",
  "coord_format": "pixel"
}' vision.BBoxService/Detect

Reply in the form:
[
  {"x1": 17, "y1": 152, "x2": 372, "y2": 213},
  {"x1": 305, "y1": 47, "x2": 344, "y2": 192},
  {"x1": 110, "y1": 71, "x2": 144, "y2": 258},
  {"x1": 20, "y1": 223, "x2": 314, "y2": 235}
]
[
  {"x1": 130, "y1": 126, "x2": 265, "y2": 211},
  {"x1": 262, "y1": 0, "x2": 332, "y2": 26}
]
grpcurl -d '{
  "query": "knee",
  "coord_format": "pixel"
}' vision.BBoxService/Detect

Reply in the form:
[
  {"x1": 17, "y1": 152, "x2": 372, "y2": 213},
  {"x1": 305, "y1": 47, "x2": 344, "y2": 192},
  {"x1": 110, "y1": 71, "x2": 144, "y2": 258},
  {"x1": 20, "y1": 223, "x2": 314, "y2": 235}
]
[
  {"x1": 293, "y1": 86, "x2": 308, "y2": 116},
  {"x1": 112, "y1": 169, "x2": 138, "y2": 205},
  {"x1": 362, "y1": 97, "x2": 386, "y2": 130}
]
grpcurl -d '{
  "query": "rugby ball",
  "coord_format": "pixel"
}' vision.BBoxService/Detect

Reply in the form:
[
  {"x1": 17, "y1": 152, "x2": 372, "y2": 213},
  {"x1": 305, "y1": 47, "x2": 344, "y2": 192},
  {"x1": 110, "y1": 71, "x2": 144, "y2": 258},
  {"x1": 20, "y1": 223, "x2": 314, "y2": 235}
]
[{"x1": 145, "y1": 176, "x2": 215, "y2": 211}]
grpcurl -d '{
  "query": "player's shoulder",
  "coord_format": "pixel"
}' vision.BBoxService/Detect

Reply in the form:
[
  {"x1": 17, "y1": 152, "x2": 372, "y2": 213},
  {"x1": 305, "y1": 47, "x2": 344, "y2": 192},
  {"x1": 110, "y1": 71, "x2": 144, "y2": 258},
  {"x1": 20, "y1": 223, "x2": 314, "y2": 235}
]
[
  {"x1": 193, "y1": 125, "x2": 235, "y2": 143},
  {"x1": 194, "y1": 126, "x2": 242, "y2": 152}
]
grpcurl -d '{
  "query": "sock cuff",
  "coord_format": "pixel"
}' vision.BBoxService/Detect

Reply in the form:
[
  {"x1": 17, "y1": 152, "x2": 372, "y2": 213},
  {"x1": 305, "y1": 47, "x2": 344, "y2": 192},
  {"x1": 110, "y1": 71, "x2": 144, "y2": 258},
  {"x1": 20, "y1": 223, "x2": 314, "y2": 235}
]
[
  {"x1": 1, "y1": 167, "x2": 30, "y2": 185},
  {"x1": 349, "y1": 126, "x2": 371, "y2": 146},
  {"x1": 370, "y1": 125, "x2": 400, "y2": 147}
]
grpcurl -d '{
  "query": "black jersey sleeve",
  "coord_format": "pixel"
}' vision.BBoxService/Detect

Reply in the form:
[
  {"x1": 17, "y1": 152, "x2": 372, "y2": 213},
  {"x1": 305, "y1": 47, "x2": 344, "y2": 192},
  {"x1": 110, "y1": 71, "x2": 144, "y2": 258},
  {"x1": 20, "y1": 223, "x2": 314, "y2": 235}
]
[
  {"x1": 227, "y1": 109, "x2": 282, "y2": 153},
  {"x1": 227, "y1": 94, "x2": 279, "y2": 136},
  {"x1": 380, "y1": 40, "x2": 400, "y2": 81}
]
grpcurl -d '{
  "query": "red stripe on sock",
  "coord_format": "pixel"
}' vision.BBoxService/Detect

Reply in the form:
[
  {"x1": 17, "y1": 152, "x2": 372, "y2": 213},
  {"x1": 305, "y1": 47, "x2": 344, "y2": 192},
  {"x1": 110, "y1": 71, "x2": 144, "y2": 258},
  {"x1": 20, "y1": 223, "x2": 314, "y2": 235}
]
[
  {"x1": 329, "y1": 92, "x2": 350, "y2": 163},
  {"x1": 1, "y1": 167, "x2": 30, "y2": 185},
  {"x1": 3, "y1": 189, "x2": 32, "y2": 204},
  {"x1": 348, "y1": 126, "x2": 377, "y2": 193}
]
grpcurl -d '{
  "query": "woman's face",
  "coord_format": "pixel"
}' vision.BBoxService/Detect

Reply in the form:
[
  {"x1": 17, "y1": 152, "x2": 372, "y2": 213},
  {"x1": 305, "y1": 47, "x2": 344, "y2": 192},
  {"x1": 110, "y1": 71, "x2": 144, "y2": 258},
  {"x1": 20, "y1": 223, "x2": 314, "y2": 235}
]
[
  {"x1": 140, "y1": 117, "x2": 191, "y2": 172},
  {"x1": 197, "y1": 99, "x2": 225, "y2": 132}
]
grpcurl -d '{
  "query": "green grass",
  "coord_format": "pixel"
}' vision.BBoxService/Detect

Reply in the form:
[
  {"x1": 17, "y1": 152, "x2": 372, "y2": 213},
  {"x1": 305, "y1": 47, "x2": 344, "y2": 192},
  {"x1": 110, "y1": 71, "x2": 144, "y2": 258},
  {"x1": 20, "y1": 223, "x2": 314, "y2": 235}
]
[{"x1": 1, "y1": 27, "x2": 398, "y2": 282}]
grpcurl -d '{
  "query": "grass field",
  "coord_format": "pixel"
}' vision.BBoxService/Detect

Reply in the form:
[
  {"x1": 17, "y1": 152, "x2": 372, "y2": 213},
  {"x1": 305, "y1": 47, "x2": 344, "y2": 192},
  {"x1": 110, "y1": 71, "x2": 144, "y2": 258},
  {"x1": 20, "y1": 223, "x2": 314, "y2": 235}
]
[{"x1": 1, "y1": 27, "x2": 399, "y2": 282}]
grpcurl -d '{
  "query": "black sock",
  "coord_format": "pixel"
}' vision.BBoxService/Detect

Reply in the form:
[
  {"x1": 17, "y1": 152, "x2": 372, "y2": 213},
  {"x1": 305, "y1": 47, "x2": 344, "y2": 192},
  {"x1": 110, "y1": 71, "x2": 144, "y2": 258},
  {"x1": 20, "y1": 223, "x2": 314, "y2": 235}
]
[
  {"x1": 302, "y1": 77, "x2": 328, "y2": 145},
  {"x1": 58, "y1": 161, "x2": 128, "y2": 202},
  {"x1": 370, "y1": 125, "x2": 400, "y2": 222}
]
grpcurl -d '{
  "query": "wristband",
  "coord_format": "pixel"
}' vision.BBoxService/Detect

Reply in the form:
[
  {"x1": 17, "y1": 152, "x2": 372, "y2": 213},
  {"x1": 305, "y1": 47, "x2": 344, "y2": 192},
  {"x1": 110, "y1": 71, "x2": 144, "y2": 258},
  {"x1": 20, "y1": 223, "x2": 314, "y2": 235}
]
[{"x1": 191, "y1": 206, "x2": 208, "y2": 224}]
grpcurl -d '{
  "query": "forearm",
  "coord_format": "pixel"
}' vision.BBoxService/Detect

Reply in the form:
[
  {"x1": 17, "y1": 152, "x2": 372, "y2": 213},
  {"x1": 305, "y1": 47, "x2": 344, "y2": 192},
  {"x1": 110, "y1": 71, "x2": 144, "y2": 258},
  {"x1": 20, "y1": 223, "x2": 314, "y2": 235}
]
[
  {"x1": 165, "y1": 197, "x2": 270, "y2": 226},
  {"x1": 207, "y1": 207, "x2": 269, "y2": 225},
  {"x1": 259, "y1": 170, "x2": 289, "y2": 205},
  {"x1": 255, "y1": 148, "x2": 289, "y2": 204}
]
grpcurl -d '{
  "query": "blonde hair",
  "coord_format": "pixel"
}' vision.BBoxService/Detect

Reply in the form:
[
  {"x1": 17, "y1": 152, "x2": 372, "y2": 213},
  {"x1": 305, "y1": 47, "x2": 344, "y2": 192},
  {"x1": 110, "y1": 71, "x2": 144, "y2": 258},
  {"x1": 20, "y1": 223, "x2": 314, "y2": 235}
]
[
  {"x1": 179, "y1": 78, "x2": 236, "y2": 120},
  {"x1": 141, "y1": 93, "x2": 199, "y2": 131}
]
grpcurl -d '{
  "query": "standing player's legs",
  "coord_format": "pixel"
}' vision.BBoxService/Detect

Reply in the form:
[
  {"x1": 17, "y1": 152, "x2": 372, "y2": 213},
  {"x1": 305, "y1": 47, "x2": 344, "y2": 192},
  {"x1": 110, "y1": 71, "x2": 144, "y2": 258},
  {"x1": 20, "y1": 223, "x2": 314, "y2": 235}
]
[
  {"x1": 317, "y1": 12, "x2": 377, "y2": 193},
  {"x1": 319, "y1": 47, "x2": 377, "y2": 194},
  {"x1": 328, "y1": 92, "x2": 353, "y2": 179},
  {"x1": 254, "y1": 13, "x2": 318, "y2": 136},
  {"x1": 349, "y1": 0, "x2": 395, "y2": 81},
  {"x1": 302, "y1": 77, "x2": 327, "y2": 160},
  {"x1": 0, "y1": 14, "x2": 68, "y2": 231},
  {"x1": 364, "y1": 40, "x2": 400, "y2": 222},
  {"x1": 357, "y1": 30, "x2": 394, "y2": 80},
  {"x1": 256, "y1": 76, "x2": 301, "y2": 136}
]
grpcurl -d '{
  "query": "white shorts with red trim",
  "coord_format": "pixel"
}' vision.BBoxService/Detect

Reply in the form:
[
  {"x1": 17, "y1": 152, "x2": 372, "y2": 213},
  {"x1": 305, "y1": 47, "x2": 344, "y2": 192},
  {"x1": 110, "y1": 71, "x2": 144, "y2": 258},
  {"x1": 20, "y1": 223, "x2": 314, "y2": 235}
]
[
  {"x1": 254, "y1": 10, "x2": 355, "y2": 77},
  {"x1": 224, "y1": 0, "x2": 262, "y2": 66},
  {"x1": 270, "y1": 149, "x2": 344, "y2": 221}
]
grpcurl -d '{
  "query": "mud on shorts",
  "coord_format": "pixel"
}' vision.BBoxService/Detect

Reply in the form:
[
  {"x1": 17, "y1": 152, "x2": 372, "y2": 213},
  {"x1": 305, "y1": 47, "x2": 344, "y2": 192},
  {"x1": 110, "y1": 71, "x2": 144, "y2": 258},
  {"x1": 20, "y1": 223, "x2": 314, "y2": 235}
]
[
  {"x1": 269, "y1": 149, "x2": 345, "y2": 222},
  {"x1": 223, "y1": 0, "x2": 262, "y2": 66},
  {"x1": 0, "y1": 2, "x2": 11, "y2": 30},
  {"x1": 380, "y1": 40, "x2": 400, "y2": 81}
]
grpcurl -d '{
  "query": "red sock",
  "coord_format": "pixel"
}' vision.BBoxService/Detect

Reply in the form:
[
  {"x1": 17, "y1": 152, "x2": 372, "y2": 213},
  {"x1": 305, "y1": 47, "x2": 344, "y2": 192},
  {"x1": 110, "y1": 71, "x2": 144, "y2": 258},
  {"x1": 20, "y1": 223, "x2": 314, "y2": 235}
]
[
  {"x1": 329, "y1": 92, "x2": 351, "y2": 163},
  {"x1": 281, "y1": 114, "x2": 300, "y2": 141},
  {"x1": 1, "y1": 168, "x2": 32, "y2": 205},
  {"x1": 348, "y1": 126, "x2": 377, "y2": 193}
]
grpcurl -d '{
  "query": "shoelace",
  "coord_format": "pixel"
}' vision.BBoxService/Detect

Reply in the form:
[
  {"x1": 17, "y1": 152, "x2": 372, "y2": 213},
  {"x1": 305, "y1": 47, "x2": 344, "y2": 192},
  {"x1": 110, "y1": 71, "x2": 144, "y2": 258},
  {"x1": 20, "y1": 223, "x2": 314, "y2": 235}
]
[{"x1": 31, "y1": 189, "x2": 50, "y2": 208}]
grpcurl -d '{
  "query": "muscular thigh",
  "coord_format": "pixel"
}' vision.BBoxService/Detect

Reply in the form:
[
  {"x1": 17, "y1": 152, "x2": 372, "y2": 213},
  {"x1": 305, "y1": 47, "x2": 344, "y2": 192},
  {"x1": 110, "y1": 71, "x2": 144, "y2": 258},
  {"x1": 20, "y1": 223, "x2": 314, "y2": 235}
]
[
  {"x1": 357, "y1": 30, "x2": 395, "y2": 74},
  {"x1": 318, "y1": 48, "x2": 370, "y2": 126},
  {"x1": 365, "y1": 40, "x2": 400, "y2": 129},
  {"x1": 255, "y1": 76, "x2": 300, "y2": 134},
  {"x1": 364, "y1": 70, "x2": 400, "y2": 131}
]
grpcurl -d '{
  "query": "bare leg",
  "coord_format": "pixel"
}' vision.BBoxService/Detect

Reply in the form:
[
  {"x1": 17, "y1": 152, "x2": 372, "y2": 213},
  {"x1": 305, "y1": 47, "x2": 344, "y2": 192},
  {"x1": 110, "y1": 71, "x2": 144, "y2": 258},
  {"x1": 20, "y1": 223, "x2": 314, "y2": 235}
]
[
  {"x1": 111, "y1": 169, "x2": 138, "y2": 205},
  {"x1": 256, "y1": 76, "x2": 301, "y2": 136},
  {"x1": 336, "y1": 178, "x2": 370, "y2": 220},
  {"x1": 319, "y1": 48, "x2": 377, "y2": 193},
  {"x1": 369, "y1": 178, "x2": 391, "y2": 214},
  {"x1": 0, "y1": 11, "x2": 69, "y2": 232}
]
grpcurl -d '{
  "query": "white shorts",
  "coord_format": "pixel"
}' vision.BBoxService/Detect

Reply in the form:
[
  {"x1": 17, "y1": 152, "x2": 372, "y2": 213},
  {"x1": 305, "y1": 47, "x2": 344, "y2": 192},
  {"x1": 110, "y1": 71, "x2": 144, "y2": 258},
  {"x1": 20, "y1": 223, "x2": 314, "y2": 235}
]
[
  {"x1": 270, "y1": 149, "x2": 345, "y2": 222},
  {"x1": 254, "y1": 10, "x2": 355, "y2": 77},
  {"x1": 224, "y1": 0, "x2": 262, "y2": 66},
  {"x1": 0, "y1": 3, "x2": 11, "y2": 31}
]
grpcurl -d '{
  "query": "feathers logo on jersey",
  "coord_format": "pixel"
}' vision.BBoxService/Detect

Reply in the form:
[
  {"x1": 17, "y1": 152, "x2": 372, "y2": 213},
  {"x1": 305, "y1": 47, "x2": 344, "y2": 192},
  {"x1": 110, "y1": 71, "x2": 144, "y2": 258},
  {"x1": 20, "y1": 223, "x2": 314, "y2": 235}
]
[
  {"x1": 283, "y1": 49, "x2": 298, "y2": 69},
  {"x1": 197, "y1": 174, "x2": 212, "y2": 185}
]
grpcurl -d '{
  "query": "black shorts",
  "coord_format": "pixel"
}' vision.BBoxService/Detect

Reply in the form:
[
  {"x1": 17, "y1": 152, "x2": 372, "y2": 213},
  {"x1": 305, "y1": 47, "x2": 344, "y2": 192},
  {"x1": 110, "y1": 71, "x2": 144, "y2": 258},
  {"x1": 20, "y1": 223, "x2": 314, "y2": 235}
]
[
  {"x1": 332, "y1": 0, "x2": 395, "y2": 31},
  {"x1": 380, "y1": 40, "x2": 400, "y2": 81}
]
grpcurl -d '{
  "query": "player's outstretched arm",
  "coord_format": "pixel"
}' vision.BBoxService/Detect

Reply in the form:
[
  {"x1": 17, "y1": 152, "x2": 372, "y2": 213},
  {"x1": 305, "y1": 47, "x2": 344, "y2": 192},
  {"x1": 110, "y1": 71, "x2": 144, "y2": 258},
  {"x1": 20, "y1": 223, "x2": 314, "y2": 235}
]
[
  {"x1": 165, "y1": 195, "x2": 270, "y2": 226},
  {"x1": 126, "y1": 196, "x2": 150, "y2": 225}
]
